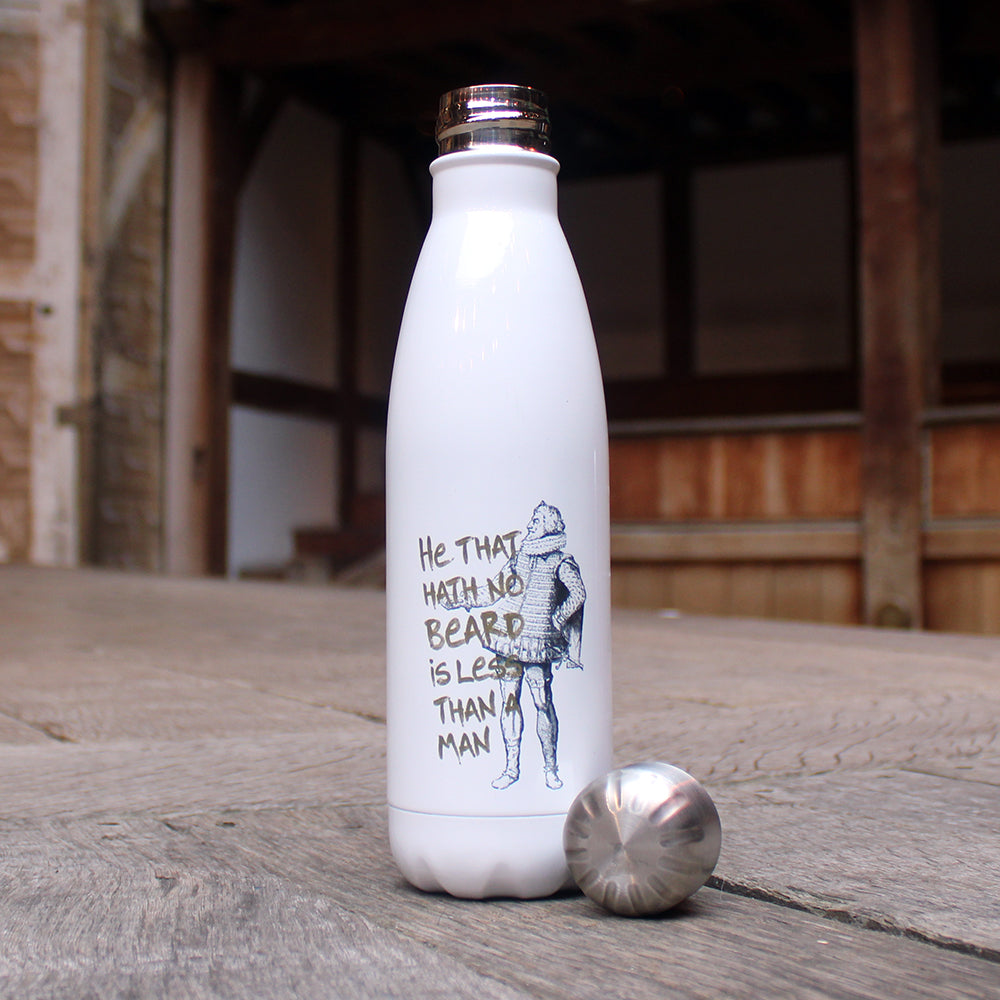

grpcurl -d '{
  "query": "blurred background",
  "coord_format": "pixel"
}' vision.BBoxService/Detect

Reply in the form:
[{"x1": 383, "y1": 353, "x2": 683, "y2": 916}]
[{"x1": 3, "y1": 0, "x2": 1000, "y2": 631}]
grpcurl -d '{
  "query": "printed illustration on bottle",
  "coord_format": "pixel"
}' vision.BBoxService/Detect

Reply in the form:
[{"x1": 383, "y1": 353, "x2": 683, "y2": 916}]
[{"x1": 419, "y1": 501, "x2": 586, "y2": 791}]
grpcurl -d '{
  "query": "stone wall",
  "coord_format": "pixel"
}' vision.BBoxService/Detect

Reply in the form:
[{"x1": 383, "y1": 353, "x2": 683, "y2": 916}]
[
  {"x1": 0, "y1": 17, "x2": 39, "y2": 563},
  {"x1": 86, "y1": 9, "x2": 168, "y2": 568},
  {"x1": 0, "y1": 0, "x2": 168, "y2": 568}
]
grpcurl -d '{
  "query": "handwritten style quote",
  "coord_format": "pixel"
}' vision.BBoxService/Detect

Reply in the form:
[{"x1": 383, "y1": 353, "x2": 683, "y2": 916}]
[{"x1": 418, "y1": 530, "x2": 525, "y2": 762}]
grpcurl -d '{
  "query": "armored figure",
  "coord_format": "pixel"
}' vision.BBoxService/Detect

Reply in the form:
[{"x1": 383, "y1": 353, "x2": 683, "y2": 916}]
[{"x1": 464, "y1": 501, "x2": 586, "y2": 790}]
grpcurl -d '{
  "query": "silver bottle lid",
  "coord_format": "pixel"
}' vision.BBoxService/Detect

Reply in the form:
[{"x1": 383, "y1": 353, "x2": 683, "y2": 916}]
[
  {"x1": 563, "y1": 762, "x2": 722, "y2": 916},
  {"x1": 436, "y1": 84, "x2": 551, "y2": 155}
]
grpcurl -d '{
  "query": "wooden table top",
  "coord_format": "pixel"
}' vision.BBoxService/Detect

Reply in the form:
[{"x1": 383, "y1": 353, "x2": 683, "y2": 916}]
[{"x1": 1, "y1": 566, "x2": 998, "y2": 998}]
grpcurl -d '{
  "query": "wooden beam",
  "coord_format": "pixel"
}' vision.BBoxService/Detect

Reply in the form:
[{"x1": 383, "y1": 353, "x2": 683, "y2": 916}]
[
  {"x1": 924, "y1": 525, "x2": 1000, "y2": 560},
  {"x1": 604, "y1": 369, "x2": 857, "y2": 422},
  {"x1": 231, "y1": 370, "x2": 387, "y2": 428},
  {"x1": 78, "y1": 0, "x2": 105, "y2": 566},
  {"x1": 611, "y1": 523, "x2": 862, "y2": 562},
  {"x1": 203, "y1": 68, "x2": 242, "y2": 575},
  {"x1": 853, "y1": 0, "x2": 941, "y2": 628},
  {"x1": 164, "y1": 53, "x2": 210, "y2": 575},
  {"x1": 163, "y1": 55, "x2": 241, "y2": 576},
  {"x1": 152, "y1": 0, "x2": 852, "y2": 98}
]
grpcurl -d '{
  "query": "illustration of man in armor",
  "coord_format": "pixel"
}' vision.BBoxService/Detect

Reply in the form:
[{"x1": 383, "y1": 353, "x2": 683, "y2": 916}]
[{"x1": 452, "y1": 501, "x2": 586, "y2": 791}]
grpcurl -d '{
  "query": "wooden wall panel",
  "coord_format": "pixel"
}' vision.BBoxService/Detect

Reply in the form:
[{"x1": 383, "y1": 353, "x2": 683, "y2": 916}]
[
  {"x1": 0, "y1": 300, "x2": 33, "y2": 561},
  {"x1": 610, "y1": 430, "x2": 861, "y2": 522},
  {"x1": 930, "y1": 425, "x2": 1000, "y2": 518},
  {"x1": 611, "y1": 560, "x2": 861, "y2": 626},
  {"x1": 610, "y1": 563, "x2": 672, "y2": 611},
  {"x1": 609, "y1": 424, "x2": 1000, "y2": 633},
  {"x1": 728, "y1": 564, "x2": 775, "y2": 619},
  {"x1": 924, "y1": 561, "x2": 1000, "y2": 635},
  {"x1": 818, "y1": 563, "x2": 864, "y2": 625}
]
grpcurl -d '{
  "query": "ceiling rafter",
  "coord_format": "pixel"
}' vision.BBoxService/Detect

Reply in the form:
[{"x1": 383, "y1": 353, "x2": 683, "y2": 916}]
[{"x1": 145, "y1": 0, "x2": 1000, "y2": 178}]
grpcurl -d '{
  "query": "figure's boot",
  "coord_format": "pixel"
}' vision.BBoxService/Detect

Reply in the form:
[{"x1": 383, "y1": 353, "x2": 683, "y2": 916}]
[
  {"x1": 541, "y1": 741, "x2": 562, "y2": 790},
  {"x1": 492, "y1": 739, "x2": 521, "y2": 789}
]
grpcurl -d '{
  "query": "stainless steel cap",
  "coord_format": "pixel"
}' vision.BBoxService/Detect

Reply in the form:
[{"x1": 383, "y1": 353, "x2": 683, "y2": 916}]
[
  {"x1": 563, "y1": 762, "x2": 722, "y2": 916},
  {"x1": 435, "y1": 84, "x2": 551, "y2": 155}
]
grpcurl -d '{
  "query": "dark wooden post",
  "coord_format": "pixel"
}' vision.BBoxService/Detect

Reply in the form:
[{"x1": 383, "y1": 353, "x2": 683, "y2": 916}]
[
  {"x1": 203, "y1": 68, "x2": 243, "y2": 575},
  {"x1": 337, "y1": 126, "x2": 362, "y2": 528},
  {"x1": 853, "y1": 0, "x2": 941, "y2": 627}
]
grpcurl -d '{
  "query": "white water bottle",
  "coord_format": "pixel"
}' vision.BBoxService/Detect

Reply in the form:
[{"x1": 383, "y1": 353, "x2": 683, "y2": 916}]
[{"x1": 386, "y1": 84, "x2": 612, "y2": 898}]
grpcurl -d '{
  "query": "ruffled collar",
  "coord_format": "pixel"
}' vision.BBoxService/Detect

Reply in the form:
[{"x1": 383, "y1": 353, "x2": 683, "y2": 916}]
[{"x1": 519, "y1": 532, "x2": 566, "y2": 556}]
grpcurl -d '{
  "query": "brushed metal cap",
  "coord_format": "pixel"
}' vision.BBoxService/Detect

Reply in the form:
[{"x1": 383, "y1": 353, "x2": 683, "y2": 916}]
[
  {"x1": 563, "y1": 762, "x2": 722, "y2": 916},
  {"x1": 436, "y1": 84, "x2": 551, "y2": 155}
]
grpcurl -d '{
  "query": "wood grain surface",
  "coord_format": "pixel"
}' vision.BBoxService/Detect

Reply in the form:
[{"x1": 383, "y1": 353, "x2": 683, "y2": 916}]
[{"x1": 1, "y1": 567, "x2": 998, "y2": 998}]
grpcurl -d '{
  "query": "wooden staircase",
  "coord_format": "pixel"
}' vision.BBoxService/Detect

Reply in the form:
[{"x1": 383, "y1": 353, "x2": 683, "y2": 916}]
[
  {"x1": 290, "y1": 493, "x2": 385, "y2": 587},
  {"x1": 236, "y1": 494, "x2": 385, "y2": 586}
]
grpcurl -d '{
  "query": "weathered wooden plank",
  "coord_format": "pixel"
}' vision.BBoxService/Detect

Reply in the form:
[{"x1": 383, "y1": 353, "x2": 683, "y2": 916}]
[
  {"x1": 0, "y1": 710, "x2": 50, "y2": 745},
  {"x1": 0, "y1": 811, "x2": 532, "y2": 1000},
  {"x1": 1, "y1": 805, "x2": 997, "y2": 1000},
  {"x1": 0, "y1": 730, "x2": 385, "y2": 820},
  {"x1": 2, "y1": 566, "x2": 1000, "y2": 991},
  {"x1": 0, "y1": 568, "x2": 387, "y2": 724},
  {"x1": 711, "y1": 768, "x2": 1000, "y2": 956}
]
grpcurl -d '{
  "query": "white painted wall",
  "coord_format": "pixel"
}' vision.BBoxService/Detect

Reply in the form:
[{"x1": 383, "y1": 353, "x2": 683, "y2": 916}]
[
  {"x1": 561, "y1": 143, "x2": 1000, "y2": 379},
  {"x1": 229, "y1": 405, "x2": 338, "y2": 573},
  {"x1": 228, "y1": 100, "x2": 422, "y2": 575},
  {"x1": 228, "y1": 101, "x2": 339, "y2": 574}
]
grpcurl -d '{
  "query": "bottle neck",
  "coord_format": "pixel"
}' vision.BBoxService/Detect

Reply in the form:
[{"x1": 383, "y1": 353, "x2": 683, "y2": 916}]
[{"x1": 429, "y1": 147, "x2": 560, "y2": 216}]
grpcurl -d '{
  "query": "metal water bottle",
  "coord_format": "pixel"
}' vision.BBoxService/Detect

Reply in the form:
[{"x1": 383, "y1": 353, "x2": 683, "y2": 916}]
[{"x1": 386, "y1": 84, "x2": 612, "y2": 898}]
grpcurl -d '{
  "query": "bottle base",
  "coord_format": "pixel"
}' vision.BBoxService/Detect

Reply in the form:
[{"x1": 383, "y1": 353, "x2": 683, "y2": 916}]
[{"x1": 388, "y1": 806, "x2": 574, "y2": 899}]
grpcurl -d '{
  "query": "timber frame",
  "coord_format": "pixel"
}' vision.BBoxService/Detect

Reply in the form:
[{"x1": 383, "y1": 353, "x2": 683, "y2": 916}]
[{"x1": 146, "y1": 0, "x2": 1000, "y2": 626}]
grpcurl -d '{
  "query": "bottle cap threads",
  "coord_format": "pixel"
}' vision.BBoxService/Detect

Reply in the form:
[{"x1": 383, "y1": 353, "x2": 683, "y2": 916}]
[{"x1": 436, "y1": 84, "x2": 552, "y2": 155}]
